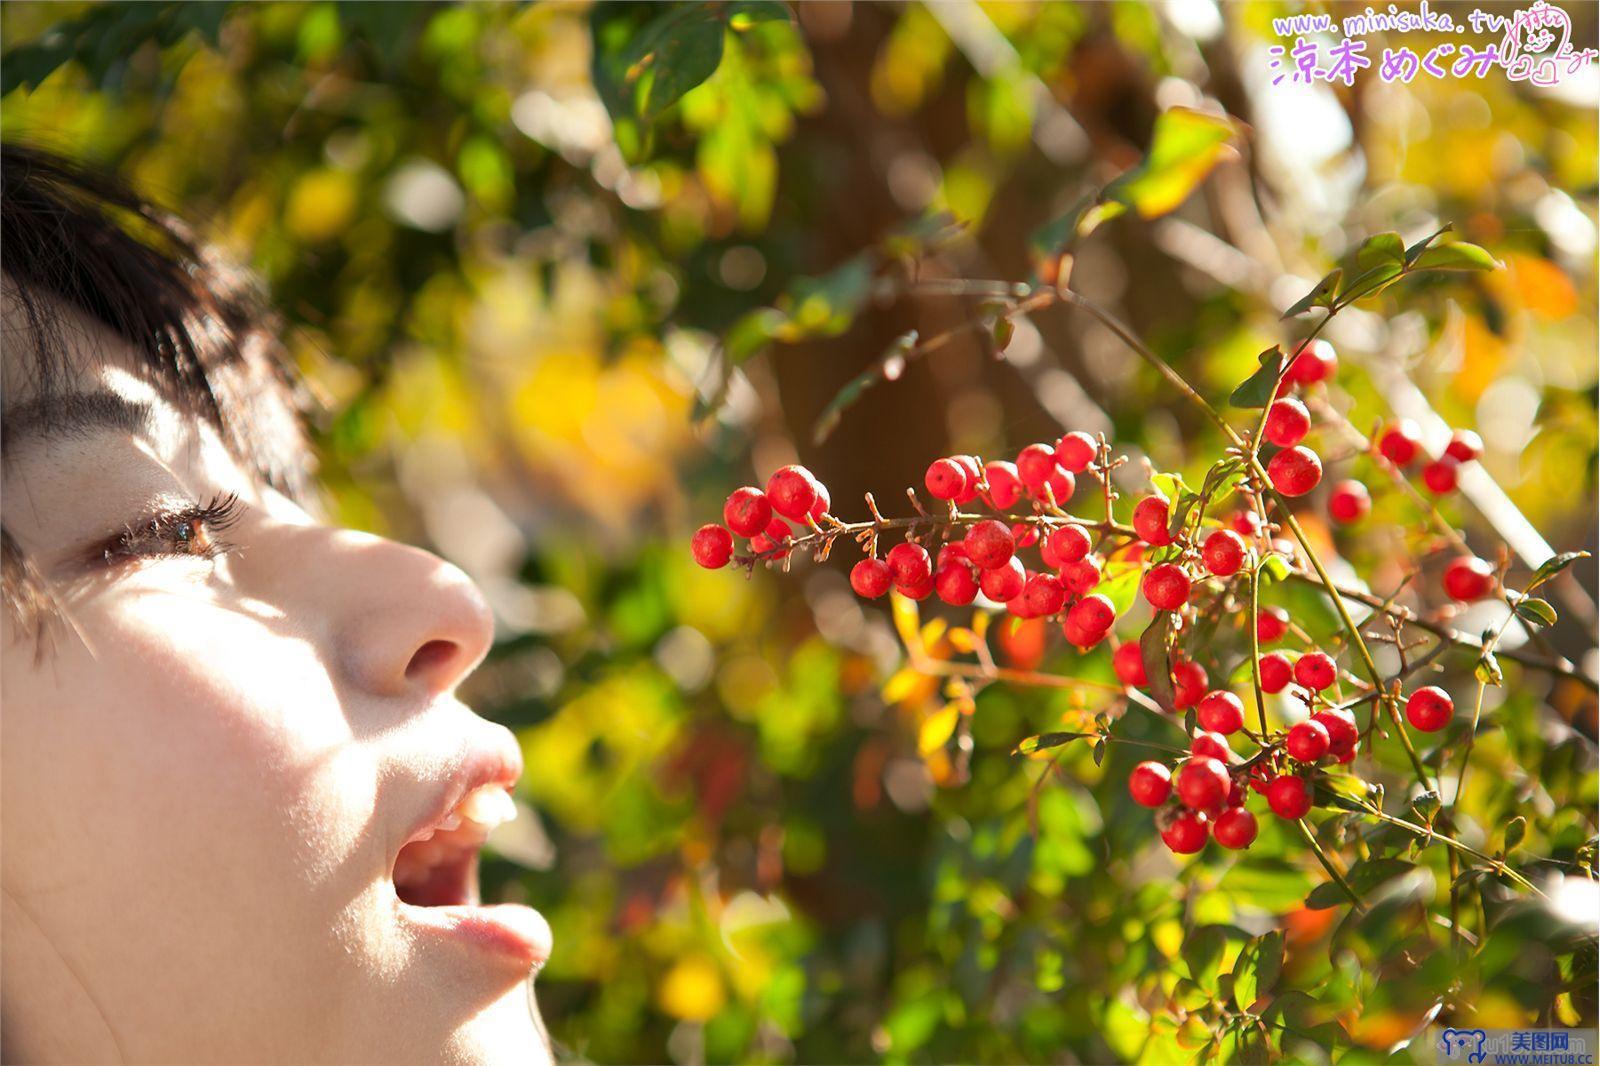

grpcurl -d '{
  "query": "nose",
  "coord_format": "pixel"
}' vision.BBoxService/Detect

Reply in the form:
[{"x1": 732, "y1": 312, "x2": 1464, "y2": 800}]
[{"x1": 335, "y1": 536, "x2": 496, "y2": 700}]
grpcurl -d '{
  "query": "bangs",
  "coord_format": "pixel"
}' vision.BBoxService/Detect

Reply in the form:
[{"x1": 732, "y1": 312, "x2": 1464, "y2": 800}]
[{"x1": 1, "y1": 141, "x2": 315, "y2": 641}]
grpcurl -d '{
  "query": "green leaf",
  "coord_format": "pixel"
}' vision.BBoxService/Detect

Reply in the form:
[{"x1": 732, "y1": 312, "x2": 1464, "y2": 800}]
[
  {"x1": 1528, "y1": 550, "x2": 1590, "y2": 591},
  {"x1": 811, "y1": 330, "x2": 917, "y2": 444},
  {"x1": 1306, "y1": 857, "x2": 1413, "y2": 909},
  {"x1": 1404, "y1": 224, "x2": 1454, "y2": 264},
  {"x1": 1410, "y1": 240, "x2": 1501, "y2": 272},
  {"x1": 726, "y1": 1, "x2": 792, "y2": 30},
  {"x1": 1028, "y1": 193, "x2": 1095, "y2": 261},
  {"x1": 1355, "y1": 231, "x2": 1405, "y2": 271},
  {"x1": 1011, "y1": 731, "x2": 1090, "y2": 756},
  {"x1": 1280, "y1": 269, "x2": 1341, "y2": 318},
  {"x1": 1098, "y1": 562, "x2": 1142, "y2": 616},
  {"x1": 1231, "y1": 930, "x2": 1284, "y2": 1010},
  {"x1": 1103, "y1": 107, "x2": 1238, "y2": 219},
  {"x1": 775, "y1": 254, "x2": 874, "y2": 338},
  {"x1": 1515, "y1": 596, "x2": 1558, "y2": 629},
  {"x1": 1503, "y1": 816, "x2": 1527, "y2": 853},
  {"x1": 592, "y1": 1, "x2": 732, "y2": 160},
  {"x1": 1168, "y1": 492, "x2": 1203, "y2": 538},
  {"x1": 1140, "y1": 612, "x2": 1175, "y2": 711},
  {"x1": 1180, "y1": 925, "x2": 1229, "y2": 991},
  {"x1": 1229, "y1": 346, "x2": 1284, "y2": 409},
  {"x1": 1336, "y1": 262, "x2": 1404, "y2": 305},
  {"x1": 1092, "y1": 737, "x2": 1107, "y2": 766}
]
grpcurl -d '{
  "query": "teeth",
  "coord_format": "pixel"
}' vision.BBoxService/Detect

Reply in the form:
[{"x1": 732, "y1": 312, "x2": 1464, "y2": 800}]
[{"x1": 457, "y1": 785, "x2": 517, "y2": 829}]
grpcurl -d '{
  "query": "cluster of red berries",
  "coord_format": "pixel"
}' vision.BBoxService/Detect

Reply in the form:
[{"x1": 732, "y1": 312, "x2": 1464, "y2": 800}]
[
  {"x1": 690, "y1": 335, "x2": 1479, "y2": 859},
  {"x1": 1126, "y1": 681, "x2": 1455, "y2": 853}
]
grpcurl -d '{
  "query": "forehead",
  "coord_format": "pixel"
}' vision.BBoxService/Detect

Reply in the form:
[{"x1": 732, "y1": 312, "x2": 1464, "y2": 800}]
[{"x1": 1, "y1": 274, "x2": 313, "y2": 503}]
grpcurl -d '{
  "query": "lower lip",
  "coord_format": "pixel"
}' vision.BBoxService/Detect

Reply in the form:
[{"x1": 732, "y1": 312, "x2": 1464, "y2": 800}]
[{"x1": 399, "y1": 902, "x2": 553, "y2": 969}]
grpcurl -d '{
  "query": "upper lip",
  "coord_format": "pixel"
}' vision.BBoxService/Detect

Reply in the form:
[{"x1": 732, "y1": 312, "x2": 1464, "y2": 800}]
[{"x1": 390, "y1": 733, "x2": 523, "y2": 875}]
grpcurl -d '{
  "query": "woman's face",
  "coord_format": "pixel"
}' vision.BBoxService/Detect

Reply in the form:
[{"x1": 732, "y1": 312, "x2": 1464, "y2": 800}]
[{"x1": 1, "y1": 302, "x2": 553, "y2": 1063}]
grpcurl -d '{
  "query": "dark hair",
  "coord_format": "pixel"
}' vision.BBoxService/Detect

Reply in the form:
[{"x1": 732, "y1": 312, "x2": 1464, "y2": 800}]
[{"x1": 1, "y1": 142, "x2": 313, "y2": 642}]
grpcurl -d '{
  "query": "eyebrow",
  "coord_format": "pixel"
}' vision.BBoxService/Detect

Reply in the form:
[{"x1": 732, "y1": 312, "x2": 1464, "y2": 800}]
[{"x1": 1, "y1": 390, "x2": 155, "y2": 455}]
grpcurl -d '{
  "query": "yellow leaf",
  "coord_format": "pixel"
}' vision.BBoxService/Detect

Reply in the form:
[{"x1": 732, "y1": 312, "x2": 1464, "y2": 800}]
[
  {"x1": 285, "y1": 168, "x2": 356, "y2": 243},
  {"x1": 891, "y1": 592, "x2": 922, "y2": 652},
  {"x1": 1508, "y1": 252, "x2": 1578, "y2": 320},
  {"x1": 882, "y1": 667, "x2": 929, "y2": 706},
  {"x1": 947, "y1": 627, "x2": 977, "y2": 653},
  {"x1": 918, "y1": 702, "x2": 960, "y2": 755},
  {"x1": 920, "y1": 617, "x2": 948, "y2": 649},
  {"x1": 1455, "y1": 312, "x2": 1507, "y2": 404},
  {"x1": 658, "y1": 955, "x2": 726, "y2": 1022}
]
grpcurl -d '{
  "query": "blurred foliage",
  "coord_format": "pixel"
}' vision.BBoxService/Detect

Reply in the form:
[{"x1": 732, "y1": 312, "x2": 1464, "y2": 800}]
[{"x1": 4, "y1": 2, "x2": 1598, "y2": 1063}]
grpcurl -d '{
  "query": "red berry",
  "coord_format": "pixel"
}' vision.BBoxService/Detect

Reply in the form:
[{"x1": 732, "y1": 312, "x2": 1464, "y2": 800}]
[
  {"x1": 1259, "y1": 652, "x2": 1293, "y2": 694},
  {"x1": 1212, "y1": 807, "x2": 1258, "y2": 850},
  {"x1": 1286, "y1": 339, "x2": 1336, "y2": 385},
  {"x1": 1378, "y1": 420, "x2": 1423, "y2": 465},
  {"x1": 808, "y1": 479, "x2": 831, "y2": 521},
  {"x1": 1016, "y1": 444, "x2": 1060, "y2": 491},
  {"x1": 1066, "y1": 593, "x2": 1115, "y2": 637},
  {"x1": 1133, "y1": 495, "x2": 1173, "y2": 546},
  {"x1": 1328, "y1": 479, "x2": 1371, "y2": 524},
  {"x1": 1267, "y1": 445, "x2": 1322, "y2": 497},
  {"x1": 979, "y1": 557, "x2": 1026, "y2": 601},
  {"x1": 1042, "y1": 524, "x2": 1092, "y2": 568},
  {"x1": 1197, "y1": 691, "x2": 1245, "y2": 735},
  {"x1": 1264, "y1": 397, "x2": 1311, "y2": 448},
  {"x1": 1311, "y1": 708, "x2": 1359, "y2": 756},
  {"x1": 900, "y1": 572, "x2": 935, "y2": 601},
  {"x1": 924, "y1": 458, "x2": 969, "y2": 501},
  {"x1": 1422, "y1": 457, "x2": 1459, "y2": 495},
  {"x1": 1172, "y1": 659, "x2": 1208, "y2": 709},
  {"x1": 1055, "y1": 431, "x2": 1098, "y2": 473},
  {"x1": 937, "y1": 542, "x2": 969, "y2": 568},
  {"x1": 984, "y1": 461, "x2": 1023, "y2": 510},
  {"x1": 953, "y1": 456, "x2": 984, "y2": 504},
  {"x1": 1062, "y1": 615, "x2": 1101, "y2": 649},
  {"x1": 1286, "y1": 720, "x2": 1331, "y2": 762},
  {"x1": 749, "y1": 517, "x2": 792, "y2": 556},
  {"x1": 1128, "y1": 761, "x2": 1172, "y2": 807},
  {"x1": 1265, "y1": 775, "x2": 1313, "y2": 819},
  {"x1": 1201, "y1": 528, "x2": 1246, "y2": 577},
  {"x1": 1011, "y1": 522, "x2": 1039, "y2": 549},
  {"x1": 1142, "y1": 563, "x2": 1191, "y2": 612},
  {"x1": 1442, "y1": 555, "x2": 1494, "y2": 602},
  {"x1": 691, "y1": 525, "x2": 734, "y2": 569},
  {"x1": 1042, "y1": 468, "x2": 1075, "y2": 505},
  {"x1": 964, "y1": 520, "x2": 1016, "y2": 570},
  {"x1": 1161, "y1": 810, "x2": 1210, "y2": 854},
  {"x1": 1230, "y1": 509, "x2": 1264, "y2": 538},
  {"x1": 1176, "y1": 757, "x2": 1230, "y2": 809},
  {"x1": 850, "y1": 558, "x2": 892, "y2": 599},
  {"x1": 1256, "y1": 606, "x2": 1289, "y2": 643},
  {"x1": 1113, "y1": 642, "x2": 1148, "y2": 686},
  {"x1": 1445, "y1": 429, "x2": 1483, "y2": 463},
  {"x1": 1294, "y1": 651, "x2": 1337, "y2": 692},
  {"x1": 1405, "y1": 685, "x2": 1454, "y2": 732},
  {"x1": 1059, "y1": 556, "x2": 1102, "y2": 597},
  {"x1": 1019, "y1": 572, "x2": 1066, "y2": 617},
  {"x1": 1191, "y1": 730, "x2": 1232, "y2": 763},
  {"x1": 934, "y1": 562, "x2": 979, "y2": 605},
  {"x1": 765, "y1": 465, "x2": 819, "y2": 521},
  {"x1": 723, "y1": 488, "x2": 772, "y2": 538},
  {"x1": 886, "y1": 542, "x2": 932, "y2": 587}
]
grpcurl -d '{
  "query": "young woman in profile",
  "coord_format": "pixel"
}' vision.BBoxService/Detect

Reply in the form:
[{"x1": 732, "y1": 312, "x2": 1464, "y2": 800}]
[{"x1": 0, "y1": 143, "x2": 554, "y2": 1063}]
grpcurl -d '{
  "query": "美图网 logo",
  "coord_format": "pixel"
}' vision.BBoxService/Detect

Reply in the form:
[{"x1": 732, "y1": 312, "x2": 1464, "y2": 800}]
[{"x1": 1434, "y1": 1028, "x2": 1598, "y2": 1065}]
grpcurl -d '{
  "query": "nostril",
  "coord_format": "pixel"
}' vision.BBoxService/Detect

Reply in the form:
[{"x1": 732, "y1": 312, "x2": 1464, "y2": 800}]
[{"x1": 405, "y1": 639, "x2": 461, "y2": 685}]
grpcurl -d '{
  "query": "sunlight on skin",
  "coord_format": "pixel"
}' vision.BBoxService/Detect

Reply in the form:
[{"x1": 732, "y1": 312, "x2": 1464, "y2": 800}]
[{"x1": 2, "y1": 296, "x2": 552, "y2": 1063}]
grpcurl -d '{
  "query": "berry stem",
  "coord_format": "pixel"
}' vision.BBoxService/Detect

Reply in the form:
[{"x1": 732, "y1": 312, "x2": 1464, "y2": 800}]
[
  {"x1": 1296, "y1": 819, "x2": 1366, "y2": 912},
  {"x1": 1355, "y1": 807, "x2": 1545, "y2": 897},
  {"x1": 1247, "y1": 554, "x2": 1271, "y2": 736}
]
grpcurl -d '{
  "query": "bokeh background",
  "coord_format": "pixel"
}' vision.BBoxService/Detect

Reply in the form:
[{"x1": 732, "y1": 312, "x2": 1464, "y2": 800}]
[{"x1": 3, "y1": 2, "x2": 1597, "y2": 1062}]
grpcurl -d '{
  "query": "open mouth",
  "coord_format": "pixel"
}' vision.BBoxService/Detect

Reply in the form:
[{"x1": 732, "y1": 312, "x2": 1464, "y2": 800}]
[{"x1": 392, "y1": 784, "x2": 518, "y2": 907}]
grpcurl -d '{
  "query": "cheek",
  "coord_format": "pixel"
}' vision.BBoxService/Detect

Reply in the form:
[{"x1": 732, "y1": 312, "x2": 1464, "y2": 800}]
[{"x1": 5, "y1": 586, "x2": 378, "y2": 904}]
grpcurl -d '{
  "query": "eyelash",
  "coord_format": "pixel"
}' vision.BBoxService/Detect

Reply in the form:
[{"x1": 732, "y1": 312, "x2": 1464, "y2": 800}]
[{"x1": 100, "y1": 493, "x2": 245, "y2": 566}]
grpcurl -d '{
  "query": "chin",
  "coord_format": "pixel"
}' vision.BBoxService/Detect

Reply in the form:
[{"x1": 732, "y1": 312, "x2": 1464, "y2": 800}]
[{"x1": 443, "y1": 981, "x2": 554, "y2": 1066}]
